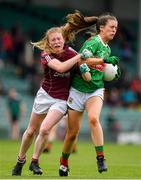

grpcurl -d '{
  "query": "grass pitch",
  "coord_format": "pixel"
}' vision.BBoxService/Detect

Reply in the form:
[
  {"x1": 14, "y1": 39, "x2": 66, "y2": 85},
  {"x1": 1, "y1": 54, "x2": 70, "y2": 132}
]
[{"x1": 0, "y1": 140, "x2": 141, "y2": 179}]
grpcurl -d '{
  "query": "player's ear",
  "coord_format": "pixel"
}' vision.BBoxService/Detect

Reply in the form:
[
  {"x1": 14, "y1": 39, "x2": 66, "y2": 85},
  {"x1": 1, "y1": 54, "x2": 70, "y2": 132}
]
[{"x1": 99, "y1": 25, "x2": 104, "y2": 32}]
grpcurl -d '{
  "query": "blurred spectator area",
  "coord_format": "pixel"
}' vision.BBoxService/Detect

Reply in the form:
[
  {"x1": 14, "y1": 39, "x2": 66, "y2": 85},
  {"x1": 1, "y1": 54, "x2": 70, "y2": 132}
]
[
  {"x1": 0, "y1": 1, "x2": 70, "y2": 38},
  {"x1": 1, "y1": 94, "x2": 141, "y2": 140},
  {"x1": 0, "y1": 0, "x2": 139, "y2": 75},
  {"x1": 0, "y1": 0, "x2": 141, "y2": 142}
]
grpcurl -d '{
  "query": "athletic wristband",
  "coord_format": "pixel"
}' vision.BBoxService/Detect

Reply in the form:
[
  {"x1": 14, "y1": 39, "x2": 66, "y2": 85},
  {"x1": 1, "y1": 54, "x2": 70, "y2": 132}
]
[{"x1": 79, "y1": 63, "x2": 90, "y2": 74}]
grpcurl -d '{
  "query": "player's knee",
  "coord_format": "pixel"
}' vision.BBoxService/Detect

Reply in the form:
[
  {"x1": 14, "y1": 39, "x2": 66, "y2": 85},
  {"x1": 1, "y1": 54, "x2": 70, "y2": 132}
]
[
  {"x1": 67, "y1": 130, "x2": 78, "y2": 141},
  {"x1": 88, "y1": 114, "x2": 99, "y2": 127},
  {"x1": 40, "y1": 128, "x2": 49, "y2": 136},
  {"x1": 25, "y1": 128, "x2": 36, "y2": 137}
]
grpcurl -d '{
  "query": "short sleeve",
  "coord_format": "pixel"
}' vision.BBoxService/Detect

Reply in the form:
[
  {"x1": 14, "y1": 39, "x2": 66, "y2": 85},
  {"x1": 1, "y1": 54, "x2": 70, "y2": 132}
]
[{"x1": 40, "y1": 51, "x2": 54, "y2": 65}]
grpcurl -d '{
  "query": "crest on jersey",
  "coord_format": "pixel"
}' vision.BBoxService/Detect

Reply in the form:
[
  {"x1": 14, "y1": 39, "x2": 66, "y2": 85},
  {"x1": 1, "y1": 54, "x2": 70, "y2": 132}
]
[{"x1": 68, "y1": 97, "x2": 73, "y2": 104}]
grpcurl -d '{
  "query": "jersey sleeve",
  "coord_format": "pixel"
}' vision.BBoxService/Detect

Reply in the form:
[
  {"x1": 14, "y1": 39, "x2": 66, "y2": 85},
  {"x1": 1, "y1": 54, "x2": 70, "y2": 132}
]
[{"x1": 40, "y1": 51, "x2": 55, "y2": 65}]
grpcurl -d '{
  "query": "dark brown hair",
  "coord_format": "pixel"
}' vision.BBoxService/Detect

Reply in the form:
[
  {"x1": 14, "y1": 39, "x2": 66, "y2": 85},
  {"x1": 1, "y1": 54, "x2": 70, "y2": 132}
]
[
  {"x1": 62, "y1": 10, "x2": 98, "y2": 42},
  {"x1": 32, "y1": 10, "x2": 99, "y2": 53}
]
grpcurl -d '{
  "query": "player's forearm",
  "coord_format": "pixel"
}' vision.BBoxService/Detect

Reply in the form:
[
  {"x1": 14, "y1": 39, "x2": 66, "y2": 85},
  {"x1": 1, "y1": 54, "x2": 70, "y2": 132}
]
[
  {"x1": 79, "y1": 57, "x2": 104, "y2": 66},
  {"x1": 58, "y1": 54, "x2": 81, "y2": 73},
  {"x1": 81, "y1": 72, "x2": 91, "y2": 81}
]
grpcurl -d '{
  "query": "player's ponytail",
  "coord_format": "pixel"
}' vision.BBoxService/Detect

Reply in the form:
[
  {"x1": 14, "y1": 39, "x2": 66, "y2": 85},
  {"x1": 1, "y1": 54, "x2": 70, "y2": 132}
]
[{"x1": 62, "y1": 10, "x2": 98, "y2": 42}]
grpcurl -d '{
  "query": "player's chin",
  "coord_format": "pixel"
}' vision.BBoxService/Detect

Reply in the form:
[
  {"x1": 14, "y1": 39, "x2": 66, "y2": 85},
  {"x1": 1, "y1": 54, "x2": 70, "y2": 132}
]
[
  {"x1": 55, "y1": 48, "x2": 63, "y2": 54},
  {"x1": 109, "y1": 35, "x2": 115, "y2": 40}
]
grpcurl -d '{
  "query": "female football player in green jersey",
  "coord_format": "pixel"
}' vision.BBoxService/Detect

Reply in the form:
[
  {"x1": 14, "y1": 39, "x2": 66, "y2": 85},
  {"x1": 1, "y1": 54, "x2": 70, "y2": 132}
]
[{"x1": 59, "y1": 11, "x2": 120, "y2": 176}]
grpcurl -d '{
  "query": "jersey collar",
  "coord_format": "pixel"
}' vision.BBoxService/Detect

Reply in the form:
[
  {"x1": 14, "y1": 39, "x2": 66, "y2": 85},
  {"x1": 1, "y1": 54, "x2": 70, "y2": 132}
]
[{"x1": 97, "y1": 35, "x2": 108, "y2": 47}]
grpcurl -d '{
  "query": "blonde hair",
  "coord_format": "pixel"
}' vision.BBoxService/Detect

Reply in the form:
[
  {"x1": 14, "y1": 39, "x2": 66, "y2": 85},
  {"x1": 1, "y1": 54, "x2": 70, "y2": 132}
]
[
  {"x1": 32, "y1": 10, "x2": 98, "y2": 53},
  {"x1": 31, "y1": 27, "x2": 63, "y2": 54}
]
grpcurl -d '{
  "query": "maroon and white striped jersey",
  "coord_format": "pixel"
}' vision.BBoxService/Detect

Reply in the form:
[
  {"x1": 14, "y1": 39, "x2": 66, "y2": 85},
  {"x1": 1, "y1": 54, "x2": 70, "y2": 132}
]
[{"x1": 40, "y1": 45, "x2": 77, "y2": 100}]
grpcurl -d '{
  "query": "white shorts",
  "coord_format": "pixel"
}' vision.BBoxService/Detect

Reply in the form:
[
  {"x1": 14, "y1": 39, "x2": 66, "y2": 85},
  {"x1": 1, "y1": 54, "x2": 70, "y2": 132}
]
[
  {"x1": 32, "y1": 87, "x2": 67, "y2": 115},
  {"x1": 67, "y1": 87, "x2": 104, "y2": 112}
]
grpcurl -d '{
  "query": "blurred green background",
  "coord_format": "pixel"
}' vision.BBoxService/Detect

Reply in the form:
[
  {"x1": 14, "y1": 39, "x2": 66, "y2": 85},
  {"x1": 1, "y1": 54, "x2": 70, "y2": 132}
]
[
  {"x1": 0, "y1": 0, "x2": 141, "y2": 144},
  {"x1": 0, "y1": 0, "x2": 141, "y2": 179}
]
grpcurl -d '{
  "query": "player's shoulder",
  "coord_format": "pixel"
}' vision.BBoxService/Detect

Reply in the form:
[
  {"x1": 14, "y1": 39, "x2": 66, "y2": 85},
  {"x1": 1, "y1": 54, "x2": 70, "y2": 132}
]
[
  {"x1": 87, "y1": 35, "x2": 100, "y2": 44},
  {"x1": 64, "y1": 44, "x2": 77, "y2": 54},
  {"x1": 80, "y1": 35, "x2": 99, "y2": 51},
  {"x1": 68, "y1": 46, "x2": 76, "y2": 52},
  {"x1": 41, "y1": 51, "x2": 49, "y2": 58},
  {"x1": 68, "y1": 47, "x2": 77, "y2": 55},
  {"x1": 84, "y1": 35, "x2": 99, "y2": 46},
  {"x1": 64, "y1": 45, "x2": 77, "y2": 58}
]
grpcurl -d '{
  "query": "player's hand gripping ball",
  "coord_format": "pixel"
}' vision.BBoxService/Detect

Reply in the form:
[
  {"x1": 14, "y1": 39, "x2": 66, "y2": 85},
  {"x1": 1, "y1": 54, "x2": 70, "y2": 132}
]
[{"x1": 104, "y1": 64, "x2": 121, "y2": 81}]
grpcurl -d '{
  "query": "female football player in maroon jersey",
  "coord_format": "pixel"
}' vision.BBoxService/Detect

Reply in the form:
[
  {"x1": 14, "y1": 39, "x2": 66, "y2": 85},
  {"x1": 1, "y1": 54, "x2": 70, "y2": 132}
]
[{"x1": 12, "y1": 11, "x2": 98, "y2": 176}]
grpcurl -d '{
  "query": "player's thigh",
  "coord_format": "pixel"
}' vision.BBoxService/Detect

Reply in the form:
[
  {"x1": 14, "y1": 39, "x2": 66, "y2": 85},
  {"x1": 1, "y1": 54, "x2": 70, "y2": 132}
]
[
  {"x1": 85, "y1": 96, "x2": 103, "y2": 118},
  {"x1": 41, "y1": 109, "x2": 64, "y2": 131}
]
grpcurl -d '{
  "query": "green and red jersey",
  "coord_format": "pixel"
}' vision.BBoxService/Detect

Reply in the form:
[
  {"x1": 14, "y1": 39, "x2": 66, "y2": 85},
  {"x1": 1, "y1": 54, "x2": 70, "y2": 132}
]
[{"x1": 72, "y1": 35, "x2": 111, "y2": 92}]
